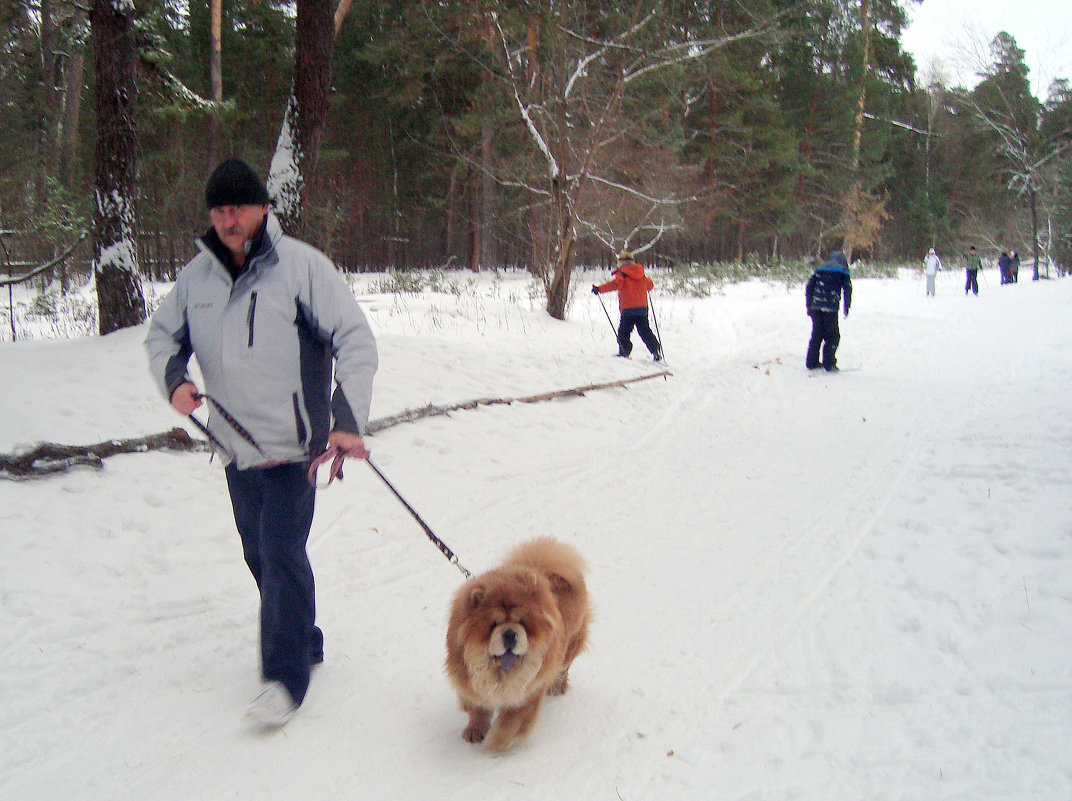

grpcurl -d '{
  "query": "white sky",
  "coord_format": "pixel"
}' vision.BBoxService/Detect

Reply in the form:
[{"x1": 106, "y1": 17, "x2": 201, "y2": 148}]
[{"x1": 900, "y1": 0, "x2": 1072, "y2": 99}]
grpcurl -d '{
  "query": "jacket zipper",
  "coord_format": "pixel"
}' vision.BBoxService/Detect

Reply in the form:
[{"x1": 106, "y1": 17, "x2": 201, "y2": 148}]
[
  {"x1": 246, "y1": 292, "x2": 258, "y2": 347},
  {"x1": 292, "y1": 393, "x2": 308, "y2": 446}
]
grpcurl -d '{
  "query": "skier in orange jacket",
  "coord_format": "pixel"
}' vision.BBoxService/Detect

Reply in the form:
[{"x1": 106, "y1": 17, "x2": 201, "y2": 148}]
[{"x1": 592, "y1": 251, "x2": 662, "y2": 360}]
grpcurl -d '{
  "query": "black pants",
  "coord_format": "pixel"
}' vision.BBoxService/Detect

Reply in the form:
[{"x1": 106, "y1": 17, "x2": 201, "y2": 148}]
[
  {"x1": 225, "y1": 461, "x2": 321, "y2": 705},
  {"x1": 965, "y1": 269, "x2": 979, "y2": 295},
  {"x1": 806, "y1": 310, "x2": 840, "y2": 369},
  {"x1": 618, "y1": 307, "x2": 661, "y2": 357}
]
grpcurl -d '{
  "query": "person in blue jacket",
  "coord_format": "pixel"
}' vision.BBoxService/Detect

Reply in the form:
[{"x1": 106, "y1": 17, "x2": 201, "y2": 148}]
[
  {"x1": 145, "y1": 159, "x2": 378, "y2": 729},
  {"x1": 804, "y1": 250, "x2": 852, "y2": 372}
]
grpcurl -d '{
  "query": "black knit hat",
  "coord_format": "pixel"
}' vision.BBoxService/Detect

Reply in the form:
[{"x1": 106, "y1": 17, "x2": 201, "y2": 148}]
[{"x1": 205, "y1": 159, "x2": 270, "y2": 209}]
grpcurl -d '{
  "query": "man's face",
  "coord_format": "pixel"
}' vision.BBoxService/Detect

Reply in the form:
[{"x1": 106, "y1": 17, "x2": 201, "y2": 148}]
[{"x1": 210, "y1": 204, "x2": 268, "y2": 262}]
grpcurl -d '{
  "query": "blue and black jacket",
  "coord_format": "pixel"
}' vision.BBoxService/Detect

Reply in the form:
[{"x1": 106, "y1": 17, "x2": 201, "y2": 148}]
[{"x1": 805, "y1": 251, "x2": 852, "y2": 315}]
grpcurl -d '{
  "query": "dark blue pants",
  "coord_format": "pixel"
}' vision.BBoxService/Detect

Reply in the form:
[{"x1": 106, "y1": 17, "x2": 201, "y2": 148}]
[
  {"x1": 225, "y1": 461, "x2": 320, "y2": 705},
  {"x1": 965, "y1": 269, "x2": 979, "y2": 295},
  {"x1": 806, "y1": 310, "x2": 840, "y2": 369},
  {"x1": 618, "y1": 307, "x2": 661, "y2": 357}
]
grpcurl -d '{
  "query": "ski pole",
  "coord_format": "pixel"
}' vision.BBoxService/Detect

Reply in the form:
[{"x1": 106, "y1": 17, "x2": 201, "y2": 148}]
[
  {"x1": 649, "y1": 296, "x2": 665, "y2": 362},
  {"x1": 595, "y1": 290, "x2": 618, "y2": 339}
]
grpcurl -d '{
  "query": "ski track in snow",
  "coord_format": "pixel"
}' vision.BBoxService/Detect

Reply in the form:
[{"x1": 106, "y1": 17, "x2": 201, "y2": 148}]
[{"x1": 1, "y1": 269, "x2": 1070, "y2": 800}]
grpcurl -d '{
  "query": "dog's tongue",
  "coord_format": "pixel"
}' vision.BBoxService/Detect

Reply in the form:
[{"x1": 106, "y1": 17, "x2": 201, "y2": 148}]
[{"x1": 498, "y1": 652, "x2": 519, "y2": 671}]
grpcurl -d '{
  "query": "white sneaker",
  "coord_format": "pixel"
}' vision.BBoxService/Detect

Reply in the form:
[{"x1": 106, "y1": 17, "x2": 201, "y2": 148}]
[{"x1": 245, "y1": 681, "x2": 298, "y2": 728}]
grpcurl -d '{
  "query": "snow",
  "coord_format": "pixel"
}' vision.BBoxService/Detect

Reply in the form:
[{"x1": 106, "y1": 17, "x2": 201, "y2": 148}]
[
  {"x1": 267, "y1": 96, "x2": 302, "y2": 222},
  {"x1": 1, "y1": 266, "x2": 1070, "y2": 800}
]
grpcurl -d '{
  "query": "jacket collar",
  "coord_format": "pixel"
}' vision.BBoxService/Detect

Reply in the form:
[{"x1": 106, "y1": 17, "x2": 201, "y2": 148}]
[{"x1": 197, "y1": 212, "x2": 282, "y2": 279}]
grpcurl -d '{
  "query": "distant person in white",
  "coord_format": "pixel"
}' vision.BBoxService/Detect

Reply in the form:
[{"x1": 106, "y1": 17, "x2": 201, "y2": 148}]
[{"x1": 924, "y1": 248, "x2": 942, "y2": 297}]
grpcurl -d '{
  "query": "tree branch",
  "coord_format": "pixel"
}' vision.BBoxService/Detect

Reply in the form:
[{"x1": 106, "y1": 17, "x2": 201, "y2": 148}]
[{"x1": 0, "y1": 230, "x2": 89, "y2": 287}]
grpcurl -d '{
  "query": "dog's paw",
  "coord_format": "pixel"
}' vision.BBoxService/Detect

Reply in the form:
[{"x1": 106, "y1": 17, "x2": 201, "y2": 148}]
[
  {"x1": 462, "y1": 723, "x2": 489, "y2": 743},
  {"x1": 547, "y1": 671, "x2": 570, "y2": 696},
  {"x1": 484, "y1": 728, "x2": 517, "y2": 752}
]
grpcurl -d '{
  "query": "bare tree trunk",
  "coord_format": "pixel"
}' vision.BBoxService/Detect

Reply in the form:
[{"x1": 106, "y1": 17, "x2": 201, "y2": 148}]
[
  {"x1": 546, "y1": 176, "x2": 576, "y2": 320},
  {"x1": 207, "y1": 0, "x2": 223, "y2": 168},
  {"x1": 91, "y1": 0, "x2": 145, "y2": 335},
  {"x1": 58, "y1": 11, "x2": 89, "y2": 186},
  {"x1": 843, "y1": 0, "x2": 872, "y2": 263},
  {"x1": 268, "y1": 0, "x2": 335, "y2": 236},
  {"x1": 479, "y1": 124, "x2": 497, "y2": 269},
  {"x1": 36, "y1": 0, "x2": 60, "y2": 205},
  {"x1": 1030, "y1": 186, "x2": 1040, "y2": 279},
  {"x1": 468, "y1": 172, "x2": 481, "y2": 271}
]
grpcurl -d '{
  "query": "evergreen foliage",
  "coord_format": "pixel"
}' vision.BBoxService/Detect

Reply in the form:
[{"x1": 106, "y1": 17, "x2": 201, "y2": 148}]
[{"x1": 1, "y1": 0, "x2": 1070, "y2": 311}]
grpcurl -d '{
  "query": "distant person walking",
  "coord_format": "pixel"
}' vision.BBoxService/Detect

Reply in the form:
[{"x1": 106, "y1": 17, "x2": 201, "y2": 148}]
[
  {"x1": 998, "y1": 251, "x2": 1012, "y2": 284},
  {"x1": 592, "y1": 251, "x2": 662, "y2": 361},
  {"x1": 1010, "y1": 250, "x2": 1020, "y2": 283},
  {"x1": 964, "y1": 246, "x2": 982, "y2": 296},
  {"x1": 805, "y1": 249, "x2": 852, "y2": 372},
  {"x1": 924, "y1": 248, "x2": 942, "y2": 297}
]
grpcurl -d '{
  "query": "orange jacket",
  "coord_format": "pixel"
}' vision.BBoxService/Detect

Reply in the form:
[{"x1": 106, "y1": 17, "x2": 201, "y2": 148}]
[{"x1": 595, "y1": 263, "x2": 653, "y2": 311}]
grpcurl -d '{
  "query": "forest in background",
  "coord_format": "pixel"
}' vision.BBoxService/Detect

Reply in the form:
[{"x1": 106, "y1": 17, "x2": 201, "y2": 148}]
[{"x1": 1, "y1": 0, "x2": 1071, "y2": 329}]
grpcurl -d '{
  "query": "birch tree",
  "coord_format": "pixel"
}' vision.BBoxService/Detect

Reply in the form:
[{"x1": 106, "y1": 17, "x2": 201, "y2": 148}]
[{"x1": 481, "y1": 1, "x2": 774, "y2": 319}]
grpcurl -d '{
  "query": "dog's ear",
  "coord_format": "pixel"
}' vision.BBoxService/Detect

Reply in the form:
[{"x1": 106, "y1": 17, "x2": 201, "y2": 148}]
[
  {"x1": 548, "y1": 572, "x2": 575, "y2": 597},
  {"x1": 468, "y1": 584, "x2": 486, "y2": 608}
]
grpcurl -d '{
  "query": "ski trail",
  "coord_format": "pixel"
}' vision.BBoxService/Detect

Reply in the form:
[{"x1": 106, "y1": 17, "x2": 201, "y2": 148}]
[{"x1": 712, "y1": 441, "x2": 919, "y2": 705}]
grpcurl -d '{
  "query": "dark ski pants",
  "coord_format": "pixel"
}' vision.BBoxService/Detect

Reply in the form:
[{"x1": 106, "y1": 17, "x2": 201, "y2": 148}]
[
  {"x1": 618, "y1": 307, "x2": 661, "y2": 358},
  {"x1": 806, "y1": 310, "x2": 840, "y2": 370},
  {"x1": 965, "y1": 269, "x2": 979, "y2": 295},
  {"x1": 225, "y1": 461, "x2": 321, "y2": 705}
]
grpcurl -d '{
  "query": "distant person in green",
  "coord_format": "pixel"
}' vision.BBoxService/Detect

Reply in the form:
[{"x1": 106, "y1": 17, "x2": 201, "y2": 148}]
[{"x1": 964, "y1": 246, "x2": 982, "y2": 296}]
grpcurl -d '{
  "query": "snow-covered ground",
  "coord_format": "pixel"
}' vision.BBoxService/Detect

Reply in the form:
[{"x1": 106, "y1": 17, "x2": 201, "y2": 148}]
[{"x1": 1, "y1": 266, "x2": 1070, "y2": 800}]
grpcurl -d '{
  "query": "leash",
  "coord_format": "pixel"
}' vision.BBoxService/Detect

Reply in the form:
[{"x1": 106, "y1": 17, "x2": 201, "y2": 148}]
[
  {"x1": 307, "y1": 446, "x2": 348, "y2": 487},
  {"x1": 366, "y1": 457, "x2": 473, "y2": 580},
  {"x1": 307, "y1": 447, "x2": 473, "y2": 580},
  {"x1": 188, "y1": 390, "x2": 472, "y2": 580},
  {"x1": 190, "y1": 393, "x2": 267, "y2": 459}
]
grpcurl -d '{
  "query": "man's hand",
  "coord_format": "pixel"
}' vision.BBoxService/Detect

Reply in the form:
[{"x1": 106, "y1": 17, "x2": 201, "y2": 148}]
[
  {"x1": 328, "y1": 430, "x2": 370, "y2": 460},
  {"x1": 170, "y1": 382, "x2": 203, "y2": 416}
]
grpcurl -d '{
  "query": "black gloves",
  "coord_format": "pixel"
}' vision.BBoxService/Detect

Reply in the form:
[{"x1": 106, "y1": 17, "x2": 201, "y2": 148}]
[{"x1": 591, "y1": 285, "x2": 600, "y2": 296}]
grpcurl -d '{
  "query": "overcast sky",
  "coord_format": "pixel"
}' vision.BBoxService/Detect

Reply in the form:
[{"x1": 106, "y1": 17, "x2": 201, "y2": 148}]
[{"x1": 900, "y1": 0, "x2": 1072, "y2": 99}]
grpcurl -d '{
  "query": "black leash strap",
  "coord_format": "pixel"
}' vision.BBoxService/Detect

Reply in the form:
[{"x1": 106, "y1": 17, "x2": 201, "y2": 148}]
[
  {"x1": 186, "y1": 389, "x2": 472, "y2": 580},
  {"x1": 186, "y1": 413, "x2": 230, "y2": 457},
  {"x1": 195, "y1": 392, "x2": 265, "y2": 454},
  {"x1": 366, "y1": 458, "x2": 473, "y2": 580}
]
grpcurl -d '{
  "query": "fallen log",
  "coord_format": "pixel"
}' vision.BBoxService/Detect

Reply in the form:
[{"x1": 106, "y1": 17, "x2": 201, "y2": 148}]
[
  {"x1": 1, "y1": 369, "x2": 670, "y2": 479},
  {"x1": 366, "y1": 369, "x2": 670, "y2": 433},
  {"x1": 0, "y1": 427, "x2": 208, "y2": 479}
]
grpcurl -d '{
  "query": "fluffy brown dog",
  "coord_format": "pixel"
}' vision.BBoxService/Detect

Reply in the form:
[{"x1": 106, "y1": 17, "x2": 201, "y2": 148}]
[{"x1": 445, "y1": 537, "x2": 590, "y2": 752}]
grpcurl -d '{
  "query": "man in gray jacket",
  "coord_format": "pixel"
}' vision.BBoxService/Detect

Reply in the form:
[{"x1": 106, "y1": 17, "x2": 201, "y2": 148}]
[{"x1": 145, "y1": 159, "x2": 378, "y2": 728}]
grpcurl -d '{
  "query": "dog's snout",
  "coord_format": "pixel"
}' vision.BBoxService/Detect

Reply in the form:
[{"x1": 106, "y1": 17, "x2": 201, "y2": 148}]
[{"x1": 502, "y1": 628, "x2": 518, "y2": 652}]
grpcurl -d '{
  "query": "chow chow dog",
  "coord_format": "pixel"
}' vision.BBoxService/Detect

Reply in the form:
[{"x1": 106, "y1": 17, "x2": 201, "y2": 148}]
[{"x1": 445, "y1": 538, "x2": 590, "y2": 752}]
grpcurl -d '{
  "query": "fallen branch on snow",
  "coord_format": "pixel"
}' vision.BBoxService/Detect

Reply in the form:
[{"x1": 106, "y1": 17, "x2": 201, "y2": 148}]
[
  {"x1": 0, "y1": 427, "x2": 208, "y2": 479},
  {"x1": 366, "y1": 369, "x2": 671, "y2": 433},
  {"x1": 1, "y1": 369, "x2": 671, "y2": 479}
]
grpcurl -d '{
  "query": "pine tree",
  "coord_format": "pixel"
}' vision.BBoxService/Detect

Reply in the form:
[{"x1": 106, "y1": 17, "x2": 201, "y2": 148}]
[{"x1": 91, "y1": 0, "x2": 145, "y2": 334}]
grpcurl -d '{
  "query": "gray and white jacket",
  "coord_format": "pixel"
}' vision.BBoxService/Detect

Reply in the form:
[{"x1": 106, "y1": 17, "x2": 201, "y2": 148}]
[{"x1": 144, "y1": 213, "x2": 378, "y2": 469}]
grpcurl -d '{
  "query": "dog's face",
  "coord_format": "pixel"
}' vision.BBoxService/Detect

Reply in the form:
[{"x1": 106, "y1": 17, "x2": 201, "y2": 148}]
[{"x1": 451, "y1": 568, "x2": 564, "y2": 707}]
